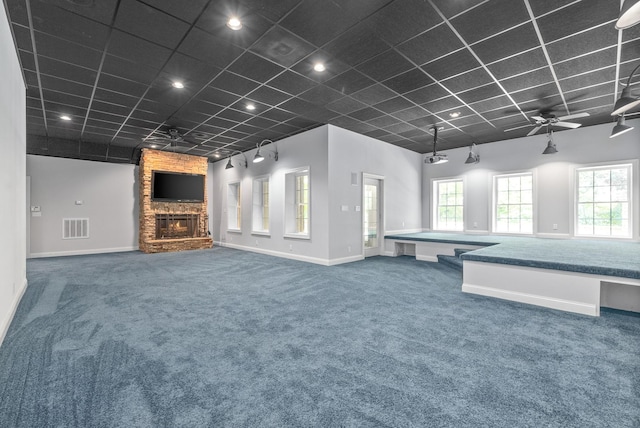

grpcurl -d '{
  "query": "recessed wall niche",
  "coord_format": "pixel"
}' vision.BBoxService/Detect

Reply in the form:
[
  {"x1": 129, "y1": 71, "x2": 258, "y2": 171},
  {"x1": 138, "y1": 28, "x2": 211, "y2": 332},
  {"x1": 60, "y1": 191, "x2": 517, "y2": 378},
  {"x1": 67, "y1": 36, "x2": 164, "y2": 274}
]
[{"x1": 139, "y1": 149, "x2": 212, "y2": 253}]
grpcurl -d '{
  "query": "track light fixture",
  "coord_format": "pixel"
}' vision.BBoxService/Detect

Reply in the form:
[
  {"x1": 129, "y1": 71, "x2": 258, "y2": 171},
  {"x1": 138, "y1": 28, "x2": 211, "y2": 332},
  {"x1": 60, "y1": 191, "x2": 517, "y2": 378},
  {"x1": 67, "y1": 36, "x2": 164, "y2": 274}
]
[
  {"x1": 253, "y1": 139, "x2": 279, "y2": 163},
  {"x1": 465, "y1": 143, "x2": 480, "y2": 164},
  {"x1": 225, "y1": 150, "x2": 248, "y2": 169},
  {"x1": 542, "y1": 129, "x2": 558, "y2": 155},
  {"x1": 611, "y1": 63, "x2": 640, "y2": 116},
  {"x1": 425, "y1": 126, "x2": 448, "y2": 164},
  {"x1": 615, "y1": 0, "x2": 640, "y2": 29},
  {"x1": 610, "y1": 115, "x2": 635, "y2": 138}
]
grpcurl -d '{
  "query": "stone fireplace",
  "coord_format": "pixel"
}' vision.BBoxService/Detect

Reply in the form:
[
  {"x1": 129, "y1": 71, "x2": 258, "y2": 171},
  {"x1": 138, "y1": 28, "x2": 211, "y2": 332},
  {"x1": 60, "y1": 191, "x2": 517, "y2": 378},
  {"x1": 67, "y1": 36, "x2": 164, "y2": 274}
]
[{"x1": 139, "y1": 149, "x2": 213, "y2": 253}]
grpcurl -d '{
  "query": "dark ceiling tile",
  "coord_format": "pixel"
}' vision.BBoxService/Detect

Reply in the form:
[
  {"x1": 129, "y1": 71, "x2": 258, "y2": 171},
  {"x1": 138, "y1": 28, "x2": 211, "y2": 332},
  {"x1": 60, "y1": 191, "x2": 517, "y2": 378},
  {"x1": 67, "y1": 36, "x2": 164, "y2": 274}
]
[
  {"x1": 162, "y1": 53, "x2": 221, "y2": 86},
  {"x1": 259, "y1": 107, "x2": 298, "y2": 122},
  {"x1": 366, "y1": 0, "x2": 441, "y2": 45},
  {"x1": 114, "y1": 0, "x2": 190, "y2": 49},
  {"x1": 363, "y1": 129, "x2": 392, "y2": 139},
  {"x1": 267, "y1": 71, "x2": 316, "y2": 95},
  {"x1": 285, "y1": 116, "x2": 321, "y2": 129},
  {"x1": 211, "y1": 71, "x2": 261, "y2": 96},
  {"x1": 559, "y1": 67, "x2": 615, "y2": 93},
  {"x1": 421, "y1": 96, "x2": 463, "y2": 114},
  {"x1": 391, "y1": 105, "x2": 431, "y2": 122},
  {"x1": 500, "y1": 68, "x2": 554, "y2": 93},
  {"x1": 178, "y1": 28, "x2": 245, "y2": 69},
  {"x1": 325, "y1": 69, "x2": 375, "y2": 96},
  {"x1": 421, "y1": 49, "x2": 480, "y2": 81},
  {"x1": 195, "y1": 2, "x2": 273, "y2": 49},
  {"x1": 30, "y1": 2, "x2": 110, "y2": 50},
  {"x1": 216, "y1": 108, "x2": 253, "y2": 124},
  {"x1": 451, "y1": 0, "x2": 529, "y2": 44},
  {"x1": 142, "y1": 0, "x2": 209, "y2": 23},
  {"x1": 430, "y1": 0, "x2": 486, "y2": 19},
  {"x1": 246, "y1": 86, "x2": 291, "y2": 106},
  {"x1": 35, "y1": 34, "x2": 103, "y2": 70},
  {"x1": 553, "y1": 49, "x2": 617, "y2": 81},
  {"x1": 228, "y1": 52, "x2": 286, "y2": 83},
  {"x1": 238, "y1": 0, "x2": 304, "y2": 22},
  {"x1": 473, "y1": 23, "x2": 540, "y2": 64},
  {"x1": 373, "y1": 96, "x2": 414, "y2": 114},
  {"x1": 403, "y1": 84, "x2": 450, "y2": 105},
  {"x1": 42, "y1": 89, "x2": 90, "y2": 109},
  {"x1": 383, "y1": 122, "x2": 416, "y2": 134},
  {"x1": 37, "y1": 56, "x2": 97, "y2": 86},
  {"x1": 108, "y1": 30, "x2": 172, "y2": 71},
  {"x1": 351, "y1": 83, "x2": 397, "y2": 104},
  {"x1": 348, "y1": 107, "x2": 385, "y2": 121},
  {"x1": 396, "y1": 24, "x2": 463, "y2": 66},
  {"x1": 356, "y1": 49, "x2": 414, "y2": 82},
  {"x1": 205, "y1": 116, "x2": 239, "y2": 130},
  {"x1": 383, "y1": 68, "x2": 433, "y2": 94},
  {"x1": 546, "y1": 25, "x2": 617, "y2": 63},
  {"x1": 366, "y1": 114, "x2": 401, "y2": 128},
  {"x1": 510, "y1": 83, "x2": 560, "y2": 105},
  {"x1": 197, "y1": 86, "x2": 240, "y2": 107},
  {"x1": 278, "y1": 98, "x2": 334, "y2": 121},
  {"x1": 102, "y1": 56, "x2": 158, "y2": 85},
  {"x1": 441, "y1": 68, "x2": 493, "y2": 94},
  {"x1": 245, "y1": 115, "x2": 279, "y2": 129},
  {"x1": 486, "y1": 48, "x2": 548, "y2": 80},
  {"x1": 330, "y1": 116, "x2": 377, "y2": 134},
  {"x1": 457, "y1": 83, "x2": 504, "y2": 104},
  {"x1": 250, "y1": 26, "x2": 315, "y2": 68},
  {"x1": 528, "y1": 0, "x2": 579, "y2": 17},
  {"x1": 93, "y1": 88, "x2": 137, "y2": 108},
  {"x1": 299, "y1": 85, "x2": 344, "y2": 106},
  {"x1": 324, "y1": 21, "x2": 389, "y2": 66},
  {"x1": 469, "y1": 95, "x2": 514, "y2": 114},
  {"x1": 326, "y1": 96, "x2": 367, "y2": 114},
  {"x1": 37, "y1": 0, "x2": 119, "y2": 25},
  {"x1": 537, "y1": 0, "x2": 617, "y2": 42},
  {"x1": 92, "y1": 100, "x2": 132, "y2": 117},
  {"x1": 98, "y1": 74, "x2": 149, "y2": 98}
]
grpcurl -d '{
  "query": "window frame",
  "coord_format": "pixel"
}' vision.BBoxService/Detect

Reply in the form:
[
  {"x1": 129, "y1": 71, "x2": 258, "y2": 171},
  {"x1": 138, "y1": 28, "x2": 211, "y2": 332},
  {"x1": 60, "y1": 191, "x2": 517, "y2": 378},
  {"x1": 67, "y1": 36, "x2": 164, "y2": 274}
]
[
  {"x1": 432, "y1": 177, "x2": 465, "y2": 232},
  {"x1": 226, "y1": 181, "x2": 242, "y2": 233},
  {"x1": 492, "y1": 170, "x2": 536, "y2": 235},
  {"x1": 251, "y1": 175, "x2": 270, "y2": 236},
  {"x1": 284, "y1": 167, "x2": 311, "y2": 240},
  {"x1": 573, "y1": 161, "x2": 635, "y2": 239}
]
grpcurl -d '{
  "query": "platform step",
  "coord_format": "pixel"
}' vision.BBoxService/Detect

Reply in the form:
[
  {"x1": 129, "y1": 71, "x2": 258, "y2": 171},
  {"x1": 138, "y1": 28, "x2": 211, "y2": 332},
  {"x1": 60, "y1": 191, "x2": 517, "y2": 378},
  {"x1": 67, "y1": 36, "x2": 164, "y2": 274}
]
[
  {"x1": 454, "y1": 248, "x2": 474, "y2": 258},
  {"x1": 437, "y1": 254, "x2": 463, "y2": 271}
]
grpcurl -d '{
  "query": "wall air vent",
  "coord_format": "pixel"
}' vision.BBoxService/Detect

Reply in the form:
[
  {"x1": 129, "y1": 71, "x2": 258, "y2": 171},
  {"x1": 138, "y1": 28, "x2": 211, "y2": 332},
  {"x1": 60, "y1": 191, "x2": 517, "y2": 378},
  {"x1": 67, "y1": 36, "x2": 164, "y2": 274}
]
[{"x1": 63, "y1": 218, "x2": 89, "y2": 239}]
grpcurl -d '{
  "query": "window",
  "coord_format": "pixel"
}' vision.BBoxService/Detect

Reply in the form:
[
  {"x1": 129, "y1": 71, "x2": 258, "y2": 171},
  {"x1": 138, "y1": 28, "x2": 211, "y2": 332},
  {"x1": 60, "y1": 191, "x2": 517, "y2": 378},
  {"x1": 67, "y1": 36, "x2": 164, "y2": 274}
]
[
  {"x1": 433, "y1": 179, "x2": 464, "y2": 231},
  {"x1": 227, "y1": 182, "x2": 241, "y2": 231},
  {"x1": 493, "y1": 172, "x2": 534, "y2": 234},
  {"x1": 252, "y1": 176, "x2": 270, "y2": 234},
  {"x1": 576, "y1": 164, "x2": 632, "y2": 238},
  {"x1": 285, "y1": 167, "x2": 310, "y2": 238}
]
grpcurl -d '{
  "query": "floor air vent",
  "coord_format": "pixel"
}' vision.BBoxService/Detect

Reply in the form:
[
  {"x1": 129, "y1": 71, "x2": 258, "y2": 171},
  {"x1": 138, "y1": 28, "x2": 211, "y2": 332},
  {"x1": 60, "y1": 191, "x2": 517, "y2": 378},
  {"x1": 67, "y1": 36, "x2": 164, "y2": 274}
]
[{"x1": 63, "y1": 218, "x2": 89, "y2": 239}]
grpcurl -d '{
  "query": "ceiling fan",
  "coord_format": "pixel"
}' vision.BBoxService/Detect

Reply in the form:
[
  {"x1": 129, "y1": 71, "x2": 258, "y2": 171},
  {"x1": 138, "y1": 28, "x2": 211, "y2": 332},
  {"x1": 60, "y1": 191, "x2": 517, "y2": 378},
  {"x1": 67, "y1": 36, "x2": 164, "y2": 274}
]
[
  {"x1": 144, "y1": 128, "x2": 190, "y2": 147},
  {"x1": 505, "y1": 110, "x2": 590, "y2": 136}
]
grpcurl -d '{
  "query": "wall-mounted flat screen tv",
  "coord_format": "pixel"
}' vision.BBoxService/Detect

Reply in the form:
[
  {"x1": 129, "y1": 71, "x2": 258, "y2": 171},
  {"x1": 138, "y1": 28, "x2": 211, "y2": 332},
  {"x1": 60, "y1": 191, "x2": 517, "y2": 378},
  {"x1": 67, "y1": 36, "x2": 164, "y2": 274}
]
[{"x1": 151, "y1": 171, "x2": 205, "y2": 202}]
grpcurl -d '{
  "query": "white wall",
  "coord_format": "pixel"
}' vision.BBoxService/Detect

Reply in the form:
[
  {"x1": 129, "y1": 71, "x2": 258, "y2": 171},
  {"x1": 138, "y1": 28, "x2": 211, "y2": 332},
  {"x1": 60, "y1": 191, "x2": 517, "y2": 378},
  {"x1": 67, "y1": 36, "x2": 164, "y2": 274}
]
[
  {"x1": 27, "y1": 155, "x2": 139, "y2": 257},
  {"x1": 327, "y1": 126, "x2": 423, "y2": 260},
  {"x1": 209, "y1": 126, "x2": 331, "y2": 264},
  {"x1": 0, "y1": 4, "x2": 27, "y2": 345},
  {"x1": 423, "y1": 120, "x2": 640, "y2": 238}
]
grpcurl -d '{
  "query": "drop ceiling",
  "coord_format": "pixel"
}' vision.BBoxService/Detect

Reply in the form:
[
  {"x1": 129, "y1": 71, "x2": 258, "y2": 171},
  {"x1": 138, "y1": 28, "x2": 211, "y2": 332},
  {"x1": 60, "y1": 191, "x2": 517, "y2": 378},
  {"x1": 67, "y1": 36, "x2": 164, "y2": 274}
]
[{"x1": 5, "y1": 0, "x2": 640, "y2": 163}]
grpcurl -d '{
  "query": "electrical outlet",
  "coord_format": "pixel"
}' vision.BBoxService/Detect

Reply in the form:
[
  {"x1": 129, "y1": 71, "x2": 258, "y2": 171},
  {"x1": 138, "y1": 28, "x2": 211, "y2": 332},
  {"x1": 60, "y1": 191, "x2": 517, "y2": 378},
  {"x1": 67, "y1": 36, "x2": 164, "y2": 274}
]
[
  {"x1": 473, "y1": 222, "x2": 478, "y2": 228},
  {"x1": 289, "y1": 244, "x2": 293, "y2": 252},
  {"x1": 553, "y1": 224, "x2": 558, "y2": 230}
]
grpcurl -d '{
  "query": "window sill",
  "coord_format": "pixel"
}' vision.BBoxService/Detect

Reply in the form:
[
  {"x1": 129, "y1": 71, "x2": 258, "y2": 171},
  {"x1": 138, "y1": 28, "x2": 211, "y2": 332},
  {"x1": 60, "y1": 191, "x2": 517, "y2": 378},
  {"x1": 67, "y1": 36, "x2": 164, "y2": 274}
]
[
  {"x1": 227, "y1": 229, "x2": 242, "y2": 233},
  {"x1": 284, "y1": 233, "x2": 310, "y2": 240},
  {"x1": 251, "y1": 231, "x2": 271, "y2": 237}
]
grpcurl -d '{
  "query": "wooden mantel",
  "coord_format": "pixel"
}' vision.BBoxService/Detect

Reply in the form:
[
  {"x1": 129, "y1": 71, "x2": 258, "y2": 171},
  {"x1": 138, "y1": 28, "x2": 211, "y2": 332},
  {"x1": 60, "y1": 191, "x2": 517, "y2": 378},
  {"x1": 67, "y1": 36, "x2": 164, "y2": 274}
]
[{"x1": 139, "y1": 149, "x2": 212, "y2": 253}]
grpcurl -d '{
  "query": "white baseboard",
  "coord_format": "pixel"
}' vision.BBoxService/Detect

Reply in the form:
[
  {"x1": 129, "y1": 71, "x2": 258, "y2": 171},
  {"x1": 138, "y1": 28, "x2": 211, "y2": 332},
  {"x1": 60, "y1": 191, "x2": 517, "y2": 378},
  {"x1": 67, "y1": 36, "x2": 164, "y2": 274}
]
[
  {"x1": 461, "y1": 283, "x2": 598, "y2": 316},
  {"x1": 463, "y1": 229, "x2": 491, "y2": 234},
  {"x1": 28, "y1": 246, "x2": 139, "y2": 259},
  {"x1": 535, "y1": 233, "x2": 572, "y2": 239},
  {"x1": 0, "y1": 277, "x2": 28, "y2": 347},
  {"x1": 217, "y1": 242, "x2": 363, "y2": 266}
]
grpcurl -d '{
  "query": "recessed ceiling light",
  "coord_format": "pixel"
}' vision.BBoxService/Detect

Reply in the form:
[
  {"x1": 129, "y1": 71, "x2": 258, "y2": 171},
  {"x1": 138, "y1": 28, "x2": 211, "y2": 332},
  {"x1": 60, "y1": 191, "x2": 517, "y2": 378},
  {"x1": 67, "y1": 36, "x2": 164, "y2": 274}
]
[
  {"x1": 172, "y1": 81, "x2": 184, "y2": 89},
  {"x1": 246, "y1": 103, "x2": 256, "y2": 111},
  {"x1": 227, "y1": 17, "x2": 242, "y2": 30},
  {"x1": 150, "y1": 144, "x2": 157, "y2": 149},
  {"x1": 213, "y1": 152, "x2": 221, "y2": 158},
  {"x1": 313, "y1": 63, "x2": 326, "y2": 72},
  {"x1": 60, "y1": 115, "x2": 71, "y2": 121},
  {"x1": 449, "y1": 111, "x2": 461, "y2": 118}
]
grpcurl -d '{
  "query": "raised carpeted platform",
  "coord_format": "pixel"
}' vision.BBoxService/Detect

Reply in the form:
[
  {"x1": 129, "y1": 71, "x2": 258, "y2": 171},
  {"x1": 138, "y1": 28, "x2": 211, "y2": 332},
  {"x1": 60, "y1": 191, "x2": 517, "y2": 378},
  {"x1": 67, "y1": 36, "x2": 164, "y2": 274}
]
[{"x1": 1, "y1": 248, "x2": 639, "y2": 427}]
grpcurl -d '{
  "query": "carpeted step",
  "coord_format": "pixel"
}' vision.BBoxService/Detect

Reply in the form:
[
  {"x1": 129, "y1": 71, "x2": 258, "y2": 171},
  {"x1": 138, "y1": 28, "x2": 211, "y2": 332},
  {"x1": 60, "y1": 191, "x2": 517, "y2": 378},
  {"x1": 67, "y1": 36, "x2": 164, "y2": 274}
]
[
  {"x1": 437, "y1": 254, "x2": 463, "y2": 271},
  {"x1": 454, "y1": 248, "x2": 474, "y2": 258}
]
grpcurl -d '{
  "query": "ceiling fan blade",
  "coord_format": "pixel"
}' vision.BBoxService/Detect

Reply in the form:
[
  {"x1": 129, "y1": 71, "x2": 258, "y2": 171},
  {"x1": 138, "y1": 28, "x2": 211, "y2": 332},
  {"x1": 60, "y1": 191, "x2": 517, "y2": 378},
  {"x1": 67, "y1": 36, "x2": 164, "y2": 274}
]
[
  {"x1": 504, "y1": 124, "x2": 532, "y2": 132},
  {"x1": 531, "y1": 116, "x2": 546, "y2": 122},
  {"x1": 557, "y1": 112, "x2": 589, "y2": 121},
  {"x1": 554, "y1": 121, "x2": 582, "y2": 129},
  {"x1": 527, "y1": 125, "x2": 543, "y2": 136}
]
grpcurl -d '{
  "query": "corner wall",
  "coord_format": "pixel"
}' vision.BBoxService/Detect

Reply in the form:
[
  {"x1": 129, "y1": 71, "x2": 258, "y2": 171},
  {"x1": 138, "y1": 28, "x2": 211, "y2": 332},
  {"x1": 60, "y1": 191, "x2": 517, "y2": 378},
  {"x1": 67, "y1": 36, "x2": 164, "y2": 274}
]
[
  {"x1": 0, "y1": 4, "x2": 27, "y2": 345},
  {"x1": 422, "y1": 120, "x2": 640, "y2": 238}
]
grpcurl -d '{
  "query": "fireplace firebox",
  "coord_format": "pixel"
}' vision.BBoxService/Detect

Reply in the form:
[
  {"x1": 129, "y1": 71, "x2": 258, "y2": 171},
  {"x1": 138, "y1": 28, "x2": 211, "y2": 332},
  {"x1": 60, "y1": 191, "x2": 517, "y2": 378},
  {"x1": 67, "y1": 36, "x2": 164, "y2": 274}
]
[{"x1": 155, "y1": 214, "x2": 199, "y2": 239}]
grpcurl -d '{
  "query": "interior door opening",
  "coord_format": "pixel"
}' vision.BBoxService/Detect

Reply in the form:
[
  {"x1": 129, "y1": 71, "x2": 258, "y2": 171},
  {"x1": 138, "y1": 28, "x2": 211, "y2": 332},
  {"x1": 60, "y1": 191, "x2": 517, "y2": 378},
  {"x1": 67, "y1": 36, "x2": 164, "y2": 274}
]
[{"x1": 363, "y1": 175, "x2": 383, "y2": 257}]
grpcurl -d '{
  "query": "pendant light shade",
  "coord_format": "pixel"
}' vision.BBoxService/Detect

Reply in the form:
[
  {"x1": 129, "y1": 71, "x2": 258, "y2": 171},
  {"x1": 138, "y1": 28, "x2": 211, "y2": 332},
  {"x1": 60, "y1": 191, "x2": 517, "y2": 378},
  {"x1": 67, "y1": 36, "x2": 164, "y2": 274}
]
[
  {"x1": 542, "y1": 130, "x2": 558, "y2": 154},
  {"x1": 464, "y1": 143, "x2": 480, "y2": 164},
  {"x1": 225, "y1": 157, "x2": 234, "y2": 169},
  {"x1": 612, "y1": 63, "x2": 640, "y2": 116},
  {"x1": 615, "y1": 0, "x2": 640, "y2": 29},
  {"x1": 610, "y1": 115, "x2": 635, "y2": 138}
]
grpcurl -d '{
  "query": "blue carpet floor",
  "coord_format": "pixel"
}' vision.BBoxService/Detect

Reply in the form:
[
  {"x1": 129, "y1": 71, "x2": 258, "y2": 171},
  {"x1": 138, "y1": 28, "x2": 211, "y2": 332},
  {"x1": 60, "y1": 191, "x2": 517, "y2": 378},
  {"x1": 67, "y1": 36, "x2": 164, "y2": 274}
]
[{"x1": 1, "y1": 247, "x2": 639, "y2": 427}]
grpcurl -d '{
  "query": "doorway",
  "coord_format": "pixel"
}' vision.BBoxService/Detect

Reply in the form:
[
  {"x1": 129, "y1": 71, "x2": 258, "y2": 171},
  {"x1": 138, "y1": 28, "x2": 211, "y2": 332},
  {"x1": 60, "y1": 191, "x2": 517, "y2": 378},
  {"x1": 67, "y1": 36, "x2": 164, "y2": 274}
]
[{"x1": 363, "y1": 175, "x2": 383, "y2": 257}]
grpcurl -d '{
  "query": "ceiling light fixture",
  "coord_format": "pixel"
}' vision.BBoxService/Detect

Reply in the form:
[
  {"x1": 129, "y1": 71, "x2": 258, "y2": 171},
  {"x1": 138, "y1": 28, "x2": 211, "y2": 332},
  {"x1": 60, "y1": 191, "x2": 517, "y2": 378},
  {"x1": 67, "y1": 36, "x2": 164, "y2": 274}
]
[
  {"x1": 150, "y1": 144, "x2": 157, "y2": 149},
  {"x1": 225, "y1": 150, "x2": 248, "y2": 169},
  {"x1": 610, "y1": 115, "x2": 635, "y2": 138},
  {"x1": 227, "y1": 17, "x2": 242, "y2": 30},
  {"x1": 313, "y1": 63, "x2": 326, "y2": 72},
  {"x1": 611, "y1": 63, "x2": 640, "y2": 116},
  {"x1": 171, "y1": 81, "x2": 184, "y2": 89},
  {"x1": 425, "y1": 126, "x2": 448, "y2": 164},
  {"x1": 465, "y1": 143, "x2": 480, "y2": 164},
  {"x1": 542, "y1": 129, "x2": 558, "y2": 155},
  {"x1": 60, "y1": 115, "x2": 71, "y2": 121},
  {"x1": 615, "y1": 0, "x2": 640, "y2": 29},
  {"x1": 246, "y1": 103, "x2": 256, "y2": 111},
  {"x1": 253, "y1": 139, "x2": 278, "y2": 163},
  {"x1": 449, "y1": 111, "x2": 461, "y2": 118}
]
